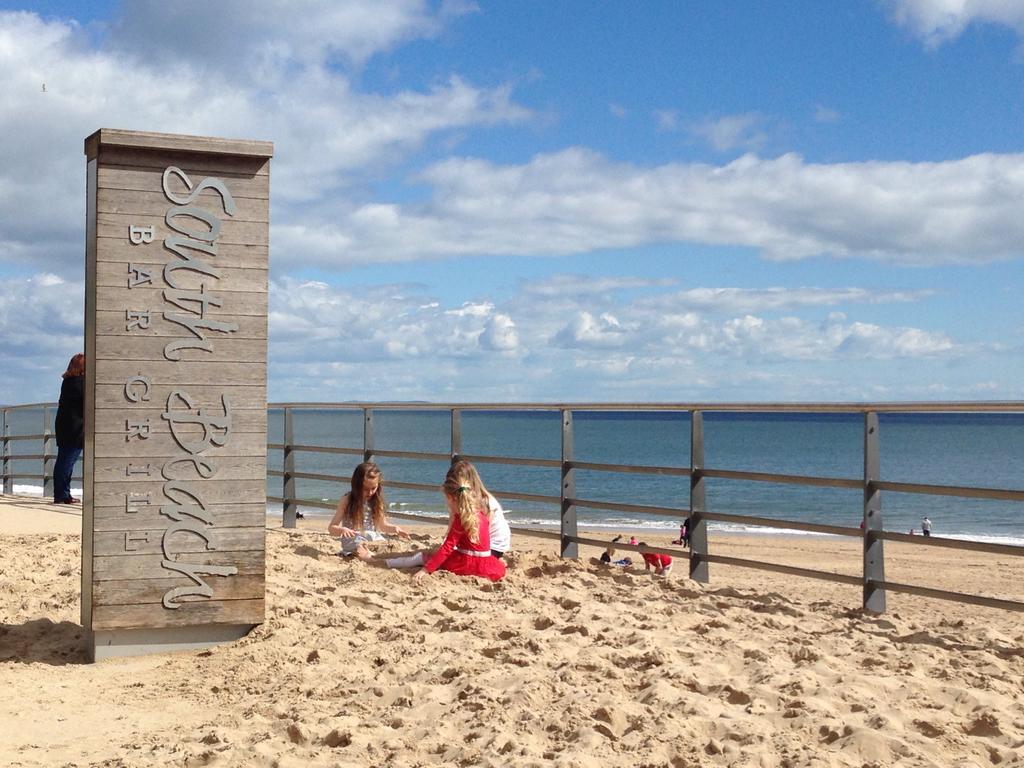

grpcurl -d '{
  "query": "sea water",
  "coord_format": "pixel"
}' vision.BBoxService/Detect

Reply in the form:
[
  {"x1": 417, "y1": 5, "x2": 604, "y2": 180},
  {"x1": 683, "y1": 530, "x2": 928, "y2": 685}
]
[
  {"x1": 266, "y1": 409, "x2": 1024, "y2": 545},
  {"x1": 6, "y1": 407, "x2": 1023, "y2": 544}
]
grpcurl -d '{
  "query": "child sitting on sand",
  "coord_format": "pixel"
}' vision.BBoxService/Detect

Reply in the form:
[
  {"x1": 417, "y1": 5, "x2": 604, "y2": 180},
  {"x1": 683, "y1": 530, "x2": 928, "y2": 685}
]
[
  {"x1": 409, "y1": 461, "x2": 506, "y2": 582},
  {"x1": 328, "y1": 462, "x2": 410, "y2": 559},
  {"x1": 599, "y1": 535, "x2": 633, "y2": 566},
  {"x1": 639, "y1": 542, "x2": 672, "y2": 577},
  {"x1": 387, "y1": 461, "x2": 511, "y2": 568}
]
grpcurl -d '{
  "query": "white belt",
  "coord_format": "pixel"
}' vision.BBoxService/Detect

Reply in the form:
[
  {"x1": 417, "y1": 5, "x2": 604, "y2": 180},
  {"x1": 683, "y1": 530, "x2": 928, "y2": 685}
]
[{"x1": 455, "y1": 547, "x2": 490, "y2": 558}]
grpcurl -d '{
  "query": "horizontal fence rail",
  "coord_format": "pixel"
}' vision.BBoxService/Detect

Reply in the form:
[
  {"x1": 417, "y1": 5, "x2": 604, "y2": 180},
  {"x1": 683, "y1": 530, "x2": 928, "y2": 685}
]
[{"x1": 5, "y1": 400, "x2": 1023, "y2": 613}]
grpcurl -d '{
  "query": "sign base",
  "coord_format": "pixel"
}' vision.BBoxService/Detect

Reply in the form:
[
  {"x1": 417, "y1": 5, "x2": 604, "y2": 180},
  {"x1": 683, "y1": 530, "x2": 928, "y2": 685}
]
[{"x1": 89, "y1": 623, "x2": 255, "y2": 661}]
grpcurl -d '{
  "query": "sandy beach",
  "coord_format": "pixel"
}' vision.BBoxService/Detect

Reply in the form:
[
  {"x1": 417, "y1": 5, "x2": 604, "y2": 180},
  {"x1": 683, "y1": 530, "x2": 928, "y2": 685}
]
[{"x1": 1, "y1": 494, "x2": 1022, "y2": 767}]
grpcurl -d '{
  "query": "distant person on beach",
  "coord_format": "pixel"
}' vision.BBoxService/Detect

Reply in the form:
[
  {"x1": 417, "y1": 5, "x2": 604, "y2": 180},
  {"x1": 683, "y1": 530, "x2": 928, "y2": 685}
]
[
  {"x1": 53, "y1": 353, "x2": 85, "y2": 504},
  {"x1": 407, "y1": 461, "x2": 506, "y2": 582},
  {"x1": 328, "y1": 462, "x2": 409, "y2": 559},
  {"x1": 639, "y1": 542, "x2": 673, "y2": 577},
  {"x1": 921, "y1": 517, "x2": 932, "y2": 537},
  {"x1": 671, "y1": 519, "x2": 691, "y2": 548}
]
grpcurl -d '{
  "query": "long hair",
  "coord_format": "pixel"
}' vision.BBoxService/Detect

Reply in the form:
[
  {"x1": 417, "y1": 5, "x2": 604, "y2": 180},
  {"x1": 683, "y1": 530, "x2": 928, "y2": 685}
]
[
  {"x1": 63, "y1": 353, "x2": 85, "y2": 379},
  {"x1": 443, "y1": 460, "x2": 489, "y2": 544},
  {"x1": 343, "y1": 462, "x2": 386, "y2": 530}
]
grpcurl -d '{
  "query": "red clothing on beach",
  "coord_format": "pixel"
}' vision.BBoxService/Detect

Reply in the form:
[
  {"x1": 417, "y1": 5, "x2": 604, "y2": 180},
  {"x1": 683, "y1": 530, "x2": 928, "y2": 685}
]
[
  {"x1": 642, "y1": 552, "x2": 672, "y2": 568},
  {"x1": 424, "y1": 509, "x2": 506, "y2": 581}
]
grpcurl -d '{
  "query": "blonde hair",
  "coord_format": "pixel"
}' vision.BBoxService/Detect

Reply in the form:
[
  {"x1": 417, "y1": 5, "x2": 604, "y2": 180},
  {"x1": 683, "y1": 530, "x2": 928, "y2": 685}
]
[{"x1": 443, "y1": 460, "x2": 489, "y2": 544}]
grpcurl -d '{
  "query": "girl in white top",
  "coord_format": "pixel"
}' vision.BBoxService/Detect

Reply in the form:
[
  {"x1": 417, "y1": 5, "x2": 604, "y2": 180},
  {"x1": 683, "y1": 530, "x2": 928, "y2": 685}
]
[
  {"x1": 455, "y1": 460, "x2": 512, "y2": 557},
  {"x1": 328, "y1": 462, "x2": 409, "y2": 559},
  {"x1": 486, "y1": 491, "x2": 511, "y2": 558}
]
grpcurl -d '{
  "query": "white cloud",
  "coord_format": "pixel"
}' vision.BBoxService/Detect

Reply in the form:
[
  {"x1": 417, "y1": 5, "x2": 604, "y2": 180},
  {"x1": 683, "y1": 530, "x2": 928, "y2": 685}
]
[
  {"x1": 0, "y1": 10, "x2": 529, "y2": 273},
  {"x1": 553, "y1": 311, "x2": 628, "y2": 349},
  {"x1": 647, "y1": 287, "x2": 930, "y2": 314},
  {"x1": 521, "y1": 274, "x2": 677, "y2": 297},
  {"x1": 288, "y1": 148, "x2": 1024, "y2": 267},
  {"x1": 814, "y1": 104, "x2": 841, "y2": 123},
  {"x1": 0, "y1": 273, "x2": 84, "y2": 402},
  {"x1": 689, "y1": 112, "x2": 768, "y2": 152},
  {"x1": 885, "y1": 0, "x2": 1024, "y2": 46},
  {"x1": 6, "y1": 7, "x2": 1024, "y2": 277},
  {"x1": 654, "y1": 109, "x2": 679, "y2": 131},
  {"x1": 479, "y1": 314, "x2": 519, "y2": 352},
  {"x1": 108, "y1": 0, "x2": 479, "y2": 72},
  {"x1": 0, "y1": 270, "x2": 994, "y2": 403}
]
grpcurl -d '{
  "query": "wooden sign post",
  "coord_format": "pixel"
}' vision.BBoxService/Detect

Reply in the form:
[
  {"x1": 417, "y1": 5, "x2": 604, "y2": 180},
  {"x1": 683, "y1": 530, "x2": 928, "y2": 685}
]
[{"x1": 82, "y1": 129, "x2": 272, "y2": 660}]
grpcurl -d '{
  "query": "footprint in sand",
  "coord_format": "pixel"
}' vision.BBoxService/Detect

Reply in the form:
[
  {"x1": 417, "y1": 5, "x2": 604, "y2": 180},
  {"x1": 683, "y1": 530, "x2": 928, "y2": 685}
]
[
  {"x1": 964, "y1": 713, "x2": 1003, "y2": 737},
  {"x1": 913, "y1": 719, "x2": 943, "y2": 738}
]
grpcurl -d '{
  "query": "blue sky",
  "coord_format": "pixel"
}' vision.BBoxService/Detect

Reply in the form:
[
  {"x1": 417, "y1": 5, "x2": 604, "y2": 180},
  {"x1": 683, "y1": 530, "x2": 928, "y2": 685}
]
[{"x1": 1, "y1": 1, "x2": 1023, "y2": 403}]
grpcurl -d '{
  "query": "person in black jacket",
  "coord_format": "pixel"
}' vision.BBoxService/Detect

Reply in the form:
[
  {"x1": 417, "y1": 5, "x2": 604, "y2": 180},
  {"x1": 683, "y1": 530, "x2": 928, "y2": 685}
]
[{"x1": 53, "y1": 353, "x2": 85, "y2": 504}]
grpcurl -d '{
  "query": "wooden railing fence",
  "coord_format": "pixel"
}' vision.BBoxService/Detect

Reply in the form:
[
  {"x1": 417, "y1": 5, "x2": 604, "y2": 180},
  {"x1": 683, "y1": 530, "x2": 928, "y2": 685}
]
[
  {"x1": 267, "y1": 402, "x2": 1024, "y2": 615},
  {"x1": 3, "y1": 400, "x2": 1023, "y2": 613}
]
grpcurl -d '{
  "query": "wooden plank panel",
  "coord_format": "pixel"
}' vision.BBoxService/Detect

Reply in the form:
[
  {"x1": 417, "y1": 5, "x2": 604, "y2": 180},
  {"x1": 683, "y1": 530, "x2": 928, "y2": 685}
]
[
  {"x1": 96, "y1": 237, "x2": 267, "y2": 267},
  {"x1": 94, "y1": 383, "x2": 266, "y2": 409},
  {"x1": 94, "y1": 574, "x2": 265, "y2": 606},
  {"x1": 94, "y1": 406, "x2": 265, "y2": 432},
  {"x1": 95, "y1": 403, "x2": 264, "y2": 428},
  {"x1": 92, "y1": 598, "x2": 265, "y2": 630},
  {"x1": 98, "y1": 165, "x2": 269, "y2": 197},
  {"x1": 93, "y1": 526, "x2": 265, "y2": 557},
  {"x1": 96, "y1": 261, "x2": 268, "y2": 292},
  {"x1": 92, "y1": 479, "x2": 267, "y2": 507},
  {"x1": 95, "y1": 311, "x2": 267, "y2": 340},
  {"x1": 93, "y1": 506, "x2": 267, "y2": 532},
  {"x1": 96, "y1": 286, "x2": 267, "y2": 311},
  {"x1": 93, "y1": 432, "x2": 268, "y2": 458},
  {"x1": 98, "y1": 212, "x2": 268, "y2": 246},
  {"x1": 93, "y1": 550, "x2": 265, "y2": 581},
  {"x1": 92, "y1": 456, "x2": 267, "y2": 482},
  {"x1": 94, "y1": 336, "x2": 269, "y2": 364},
  {"x1": 97, "y1": 142, "x2": 271, "y2": 170},
  {"x1": 94, "y1": 359, "x2": 266, "y2": 384},
  {"x1": 97, "y1": 187, "x2": 269, "y2": 220},
  {"x1": 92, "y1": 129, "x2": 272, "y2": 158}
]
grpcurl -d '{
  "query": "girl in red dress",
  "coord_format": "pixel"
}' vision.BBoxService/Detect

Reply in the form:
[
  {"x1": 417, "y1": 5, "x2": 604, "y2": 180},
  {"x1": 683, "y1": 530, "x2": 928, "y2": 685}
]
[{"x1": 412, "y1": 461, "x2": 506, "y2": 583}]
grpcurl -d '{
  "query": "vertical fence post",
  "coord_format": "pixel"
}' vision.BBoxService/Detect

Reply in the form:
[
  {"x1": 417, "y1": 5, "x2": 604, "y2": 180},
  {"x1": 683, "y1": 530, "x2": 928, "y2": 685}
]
[
  {"x1": 42, "y1": 405, "x2": 54, "y2": 500},
  {"x1": 689, "y1": 409, "x2": 709, "y2": 583},
  {"x1": 863, "y1": 411, "x2": 886, "y2": 613},
  {"x1": 450, "y1": 408, "x2": 462, "y2": 464},
  {"x1": 282, "y1": 407, "x2": 297, "y2": 528},
  {"x1": 363, "y1": 408, "x2": 374, "y2": 463},
  {"x1": 1, "y1": 408, "x2": 9, "y2": 495},
  {"x1": 560, "y1": 409, "x2": 578, "y2": 559}
]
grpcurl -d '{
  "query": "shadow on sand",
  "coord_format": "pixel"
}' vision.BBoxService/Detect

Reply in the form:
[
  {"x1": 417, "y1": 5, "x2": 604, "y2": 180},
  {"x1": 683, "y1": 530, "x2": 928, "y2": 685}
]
[{"x1": 0, "y1": 618, "x2": 88, "y2": 665}]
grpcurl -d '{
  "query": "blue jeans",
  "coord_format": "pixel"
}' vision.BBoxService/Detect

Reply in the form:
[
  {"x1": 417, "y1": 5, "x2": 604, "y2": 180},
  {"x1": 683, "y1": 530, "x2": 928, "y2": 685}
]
[{"x1": 54, "y1": 445, "x2": 82, "y2": 502}]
